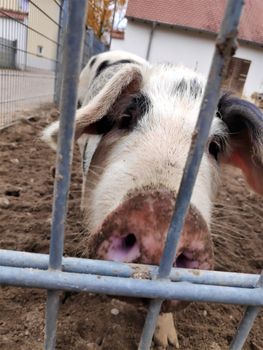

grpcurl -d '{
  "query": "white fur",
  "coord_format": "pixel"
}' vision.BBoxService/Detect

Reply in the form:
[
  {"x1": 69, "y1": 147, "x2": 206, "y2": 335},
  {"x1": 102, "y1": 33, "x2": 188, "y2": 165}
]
[
  {"x1": 84, "y1": 65, "x2": 220, "y2": 230},
  {"x1": 41, "y1": 120, "x2": 59, "y2": 151},
  {"x1": 78, "y1": 50, "x2": 148, "y2": 105},
  {"x1": 43, "y1": 51, "x2": 229, "y2": 233}
]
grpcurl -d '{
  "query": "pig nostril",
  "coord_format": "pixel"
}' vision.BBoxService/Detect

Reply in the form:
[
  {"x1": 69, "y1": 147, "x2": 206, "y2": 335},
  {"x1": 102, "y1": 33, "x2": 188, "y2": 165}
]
[
  {"x1": 123, "y1": 233, "x2": 137, "y2": 249},
  {"x1": 176, "y1": 252, "x2": 200, "y2": 269},
  {"x1": 176, "y1": 253, "x2": 189, "y2": 268},
  {"x1": 104, "y1": 233, "x2": 140, "y2": 262}
]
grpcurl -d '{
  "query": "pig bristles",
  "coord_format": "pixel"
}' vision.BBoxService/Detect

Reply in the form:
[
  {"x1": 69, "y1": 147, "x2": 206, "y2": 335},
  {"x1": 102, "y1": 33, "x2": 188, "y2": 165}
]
[{"x1": 41, "y1": 120, "x2": 59, "y2": 151}]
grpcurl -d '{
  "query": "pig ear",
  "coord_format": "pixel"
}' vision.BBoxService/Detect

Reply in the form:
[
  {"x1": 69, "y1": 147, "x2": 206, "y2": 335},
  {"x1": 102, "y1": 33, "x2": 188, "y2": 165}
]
[
  {"x1": 217, "y1": 94, "x2": 263, "y2": 195},
  {"x1": 42, "y1": 64, "x2": 143, "y2": 149},
  {"x1": 74, "y1": 64, "x2": 143, "y2": 139}
]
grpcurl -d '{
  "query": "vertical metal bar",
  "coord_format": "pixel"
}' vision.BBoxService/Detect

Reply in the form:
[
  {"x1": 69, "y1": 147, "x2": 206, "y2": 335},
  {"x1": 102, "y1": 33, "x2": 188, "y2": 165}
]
[
  {"x1": 139, "y1": 1, "x2": 244, "y2": 349},
  {"x1": 109, "y1": 0, "x2": 117, "y2": 49},
  {"x1": 54, "y1": 0, "x2": 68, "y2": 105},
  {"x1": 24, "y1": 8, "x2": 28, "y2": 70},
  {"x1": 138, "y1": 299, "x2": 162, "y2": 350},
  {"x1": 44, "y1": 1, "x2": 87, "y2": 349},
  {"x1": 45, "y1": 291, "x2": 61, "y2": 349},
  {"x1": 229, "y1": 271, "x2": 263, "y2": 350}
]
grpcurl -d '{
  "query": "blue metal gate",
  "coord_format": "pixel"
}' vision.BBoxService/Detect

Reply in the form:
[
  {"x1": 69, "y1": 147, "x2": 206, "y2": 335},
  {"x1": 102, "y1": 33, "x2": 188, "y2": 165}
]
[{"x1": 0, "y1": 1, "x2": 262, "y2": 349}]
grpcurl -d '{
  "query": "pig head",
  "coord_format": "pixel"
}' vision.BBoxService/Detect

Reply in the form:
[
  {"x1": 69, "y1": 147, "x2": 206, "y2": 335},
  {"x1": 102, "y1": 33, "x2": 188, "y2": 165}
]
[{"x1": 43, "y1": 52, "x2": 263, "y2": 309}]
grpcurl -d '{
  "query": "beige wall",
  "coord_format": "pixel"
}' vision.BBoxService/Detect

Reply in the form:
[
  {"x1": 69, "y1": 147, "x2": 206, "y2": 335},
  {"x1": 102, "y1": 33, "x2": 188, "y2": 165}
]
[{"x1": 26, "y1": 0, "x2": 60, "y2": 70}]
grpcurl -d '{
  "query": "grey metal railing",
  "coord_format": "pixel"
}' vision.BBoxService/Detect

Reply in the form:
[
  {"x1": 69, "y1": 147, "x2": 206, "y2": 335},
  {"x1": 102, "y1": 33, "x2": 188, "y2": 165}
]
[{"x1": 0, "y1": 1, "x2": 262, "y2": 350}]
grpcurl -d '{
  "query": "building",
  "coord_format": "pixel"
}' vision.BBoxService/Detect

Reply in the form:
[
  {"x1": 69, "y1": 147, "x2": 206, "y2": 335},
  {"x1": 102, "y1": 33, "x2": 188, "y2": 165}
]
[
  {"x1": 111, "y1": 0, "x2": 263, "y2": 99},
  {"x1": 26, "y1": 0, "x2": 60, "y2": 71},
  {"x1": 0, "y1": 0, "x2": 60, "y2": 71},
  {"x1": 0, "y1": 0, "x2": 28, "y2": 69}
]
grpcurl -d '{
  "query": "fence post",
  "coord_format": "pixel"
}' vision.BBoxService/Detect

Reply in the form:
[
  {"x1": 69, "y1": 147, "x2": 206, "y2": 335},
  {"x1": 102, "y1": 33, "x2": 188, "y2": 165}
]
[
  {"x1": 138, "y1": 0, "x2": 245, "y2": 348},
  {"x1": 54, "y1": 0, "x2": 69, "y2": 106},
  {"x1": 44, "y1": 1, "x2": 87, "y2": 349}
]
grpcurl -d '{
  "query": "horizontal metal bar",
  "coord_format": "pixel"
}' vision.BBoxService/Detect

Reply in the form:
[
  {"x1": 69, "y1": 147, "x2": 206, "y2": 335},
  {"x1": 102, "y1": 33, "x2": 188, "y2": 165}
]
[
  {"x1": 0, "y1": 250, "x2": 259, "y2": 288},
  {"x1": 0, "y1": 266, "x2": 262, "y2": 306}
]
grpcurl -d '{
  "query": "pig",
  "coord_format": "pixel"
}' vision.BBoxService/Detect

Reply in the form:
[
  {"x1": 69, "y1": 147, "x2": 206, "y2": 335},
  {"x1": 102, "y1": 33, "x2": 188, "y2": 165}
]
[
  {"x1": 43, "y1": 50, "x2": 263, "y2": 349},
  {"x1": 77, "y1": 50, "x2": 149, "y2": 107}
]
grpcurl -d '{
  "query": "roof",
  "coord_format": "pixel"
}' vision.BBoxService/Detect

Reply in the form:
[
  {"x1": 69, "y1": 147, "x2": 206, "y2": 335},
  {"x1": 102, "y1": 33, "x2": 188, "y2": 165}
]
[
  {"x1": 126, "y1": 0, "x2": 263, "y2": 46},
  {"x1": 0, "y1": 8, "x2": 28, "y2": 21},
  {"x1": 111, "y1": 30, "x2": 125, "y2": 40}
]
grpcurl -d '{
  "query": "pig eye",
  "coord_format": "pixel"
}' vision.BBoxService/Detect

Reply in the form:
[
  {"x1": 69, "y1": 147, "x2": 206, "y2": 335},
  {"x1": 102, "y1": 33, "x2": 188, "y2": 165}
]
[
  {"x1": 209, "y1": 141, "x2": 220, "y2": 161},
  {"x1": 118, "y1": 114, "x2": 134, "y2": 130},
  {"x1": 208, "y1": 136, "x2": 225, "y2": 162},
  {"x1": 86, "y1": 115, "x2": 114, "y2": 134}
]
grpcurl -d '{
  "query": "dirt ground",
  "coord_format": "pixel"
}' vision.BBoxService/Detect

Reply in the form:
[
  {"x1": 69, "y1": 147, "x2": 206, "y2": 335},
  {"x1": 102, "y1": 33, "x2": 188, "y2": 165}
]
[{"x1": 0, "y1": 107, "x2": 262, "y2": 350}]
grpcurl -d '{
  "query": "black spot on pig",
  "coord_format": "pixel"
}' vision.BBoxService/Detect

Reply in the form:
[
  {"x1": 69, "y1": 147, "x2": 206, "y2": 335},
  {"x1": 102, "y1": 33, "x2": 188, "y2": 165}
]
[
  {"x1": 89, "y1": 56, "x2": 97, "y2": 68},
  {"x1": 176, "y1": 79, "x2": 188, "y2": 94},
  {"x1": 107, "y1": 59, "x2": 135, "y2": 68},
  {"x1": 190, "y1": 78, "x2": 203, "y2": 98},
  {"x1": 95, "y1": 60, "x2": 110, "y2": 78},
  {"x1": 95, "y1": 59, "x2": 137, "y2": 78},
  {"x1": 172, "y1": 78, "x2": 203, "y2": 99}
]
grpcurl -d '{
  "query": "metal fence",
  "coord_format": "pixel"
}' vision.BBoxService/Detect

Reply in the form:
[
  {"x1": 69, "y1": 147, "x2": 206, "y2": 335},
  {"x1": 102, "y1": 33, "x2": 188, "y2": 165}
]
[
  {"x1": 0, "y1": 0, "x2": 107, "y2": 128},
  {"x1": 0, "y1": 1, "x2": 262, "y2": 350},
  {"x1": 82, "y1": 27, "x2": 107, "y2": 70},
  {"x1": 0, "y1": 0, "x2": 60, "y2": 128}
]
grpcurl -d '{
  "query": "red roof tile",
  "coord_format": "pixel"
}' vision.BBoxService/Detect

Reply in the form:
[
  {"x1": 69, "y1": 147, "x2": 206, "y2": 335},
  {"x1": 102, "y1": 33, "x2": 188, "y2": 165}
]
[
  {"x1": 126, "y1": 0, "x2": 263, "y2": 45},
  {"x1": 0, "y1": 8, "x2": 28, "y2": 21}
]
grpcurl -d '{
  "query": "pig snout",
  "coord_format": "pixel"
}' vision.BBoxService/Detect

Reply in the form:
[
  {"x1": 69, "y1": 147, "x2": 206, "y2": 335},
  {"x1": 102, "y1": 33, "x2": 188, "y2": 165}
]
[{"x1": 89, "y1": 190, "x2": 214, "y2": 272}]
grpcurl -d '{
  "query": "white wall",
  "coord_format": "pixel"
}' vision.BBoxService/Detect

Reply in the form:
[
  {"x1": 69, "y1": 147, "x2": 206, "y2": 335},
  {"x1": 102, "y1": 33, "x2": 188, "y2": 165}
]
[
  {"x1": 0, "y1": 17, "x2": 27, "y2": 69},
  {"x1": 150, "y1": 26, "x2": 215, "y2": 76},
  {"x1": 112, "y1": 21, "x2": 263, "y2": 97},
  {"x1": 111, "y1": 22, "x2": 151, "y2": 59}
]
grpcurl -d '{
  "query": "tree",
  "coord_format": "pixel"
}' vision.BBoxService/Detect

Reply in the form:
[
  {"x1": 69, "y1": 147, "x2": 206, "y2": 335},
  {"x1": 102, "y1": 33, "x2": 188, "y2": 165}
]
[{"x1": 86, "y1": 0, "x2": 127, "y2": 43}]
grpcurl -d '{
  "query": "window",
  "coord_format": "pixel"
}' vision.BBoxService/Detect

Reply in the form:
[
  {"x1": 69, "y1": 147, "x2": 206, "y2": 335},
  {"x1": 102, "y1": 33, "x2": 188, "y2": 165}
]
[{"x1": 37, "y1": 45, "x2": 43, "y2": 56}]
